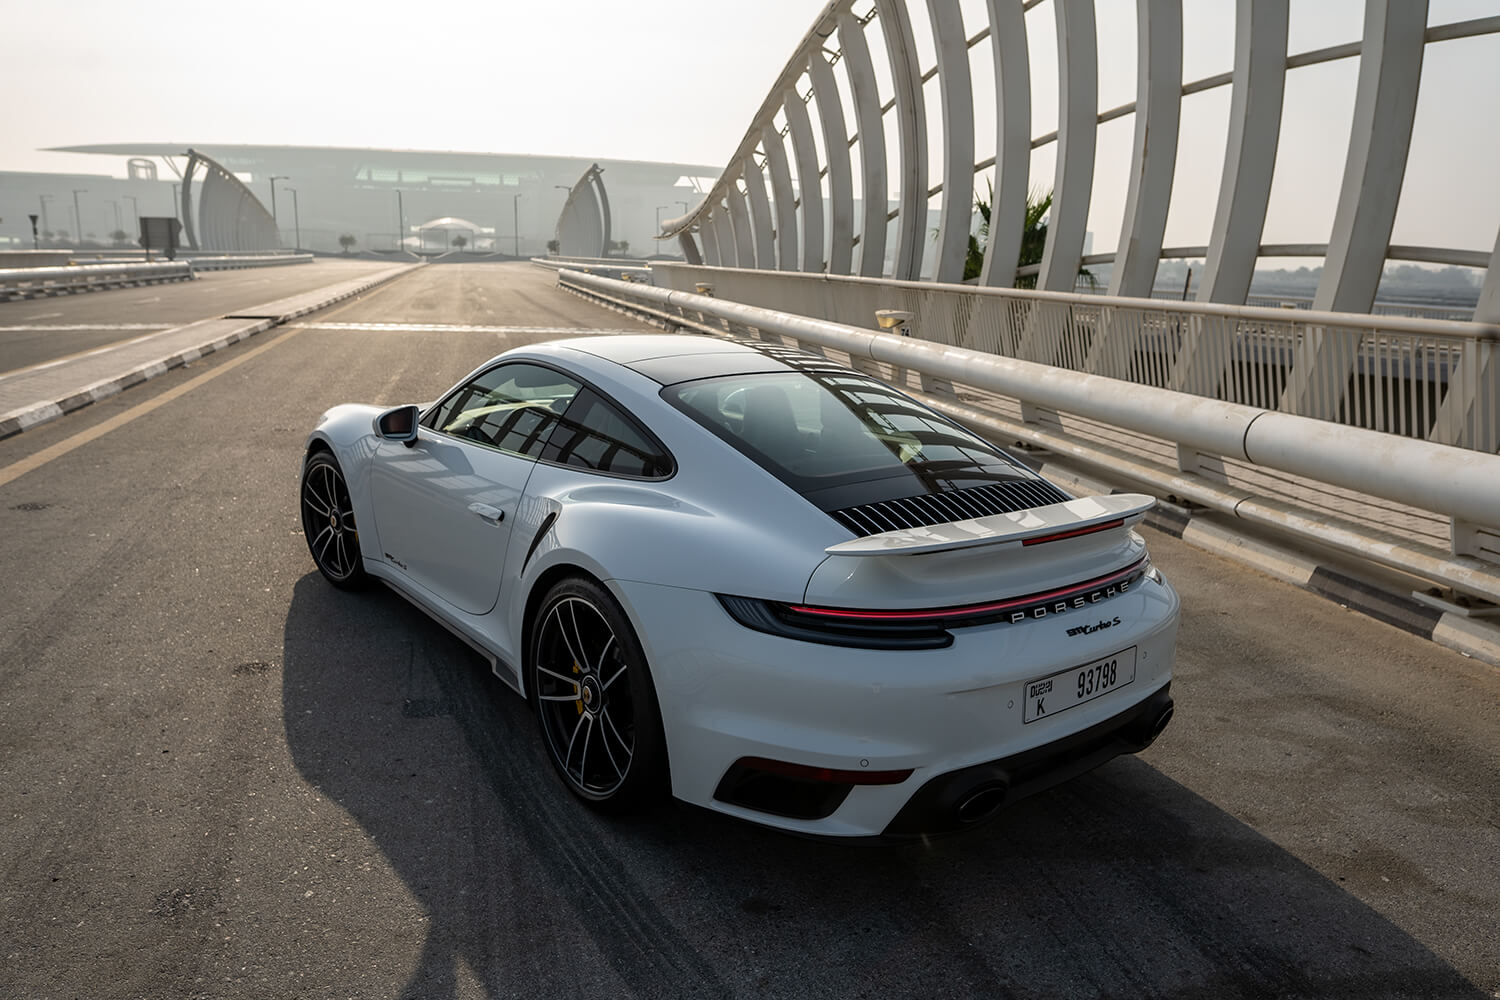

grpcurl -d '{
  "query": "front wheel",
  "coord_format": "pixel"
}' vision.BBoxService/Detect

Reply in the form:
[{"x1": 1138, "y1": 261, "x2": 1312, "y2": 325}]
[
  {"x1": 300, "y1": 450, "x2": 369, "y2": 590},
  {"x1": 530, "y1": 577, "x2": 667, "y2": 811}
]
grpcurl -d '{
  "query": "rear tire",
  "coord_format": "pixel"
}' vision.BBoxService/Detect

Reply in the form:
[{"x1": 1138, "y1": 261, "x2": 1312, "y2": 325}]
[
  {"x1": 529, "y1": 577, "x2": 668, "y2": 811},
  {"x1": 300, "y1": 450, "x2": 369, "y2": 590}
]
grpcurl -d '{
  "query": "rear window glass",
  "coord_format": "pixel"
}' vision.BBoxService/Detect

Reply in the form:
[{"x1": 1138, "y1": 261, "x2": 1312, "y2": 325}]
[
  {"x1": 540, "y1": 388, "x2": 673, "y2": 479},
  {"x1": 662, "y1": 371, "x2": 1023, "y2": 494}
]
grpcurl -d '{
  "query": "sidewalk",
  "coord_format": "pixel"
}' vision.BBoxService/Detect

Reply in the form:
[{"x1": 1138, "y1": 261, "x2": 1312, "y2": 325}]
[{"x1": 0, "y1": 262, "x2": 420, "y2": 438}]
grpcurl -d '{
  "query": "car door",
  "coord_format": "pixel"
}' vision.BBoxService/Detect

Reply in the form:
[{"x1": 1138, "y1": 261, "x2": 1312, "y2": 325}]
[{"x1": 369, "y1": 362, "x2": 582, "y2": 615}]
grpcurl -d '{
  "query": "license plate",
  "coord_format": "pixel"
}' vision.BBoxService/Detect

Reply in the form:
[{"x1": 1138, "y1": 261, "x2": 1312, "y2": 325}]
[{"x1": 1023, "y1": 647, "x2": 1137, "y2": 724}]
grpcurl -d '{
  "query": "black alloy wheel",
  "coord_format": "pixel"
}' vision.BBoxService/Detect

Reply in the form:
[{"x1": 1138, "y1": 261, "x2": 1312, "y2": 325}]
[
  {"x1": 300, "y1": 450, "x2": 369, "y2": 590},
  {"x1": 530, "y1": 577, "x2": 667, "y2": 810}
]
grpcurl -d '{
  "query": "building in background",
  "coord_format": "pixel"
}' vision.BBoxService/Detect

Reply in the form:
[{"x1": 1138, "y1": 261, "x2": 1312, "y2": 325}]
[{"x1": 0, "y1": 143, "x2": 718, "y2": 256}]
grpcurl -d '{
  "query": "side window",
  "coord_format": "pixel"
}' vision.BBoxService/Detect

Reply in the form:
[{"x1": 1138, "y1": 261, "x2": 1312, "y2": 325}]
[
  {"x1": 425, "y1": 363, "x2": 582, "y2": 458},
  {"x1": 540, "y1": 389, "x2": 673, "y2": 479}
]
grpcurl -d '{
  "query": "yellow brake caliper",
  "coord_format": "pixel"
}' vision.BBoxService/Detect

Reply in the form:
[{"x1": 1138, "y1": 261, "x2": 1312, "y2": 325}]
[{"x1": 573, "y1": 662, "x2": 583, "y2": 714}]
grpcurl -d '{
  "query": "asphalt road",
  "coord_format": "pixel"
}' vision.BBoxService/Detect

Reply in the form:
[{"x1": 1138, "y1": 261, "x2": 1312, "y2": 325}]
[
  {"x1": 0, "y1": 263, "x2": 1495, "y2": 999},
  {"x1": 0, "y1": 259, "x2": 399, "y2": 373}
]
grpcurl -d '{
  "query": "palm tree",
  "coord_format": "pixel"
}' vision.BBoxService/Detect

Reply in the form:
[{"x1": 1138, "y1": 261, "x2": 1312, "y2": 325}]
[
  {"x1": 964, "y1": 187, "x2": 1094, "y2": 290},
  {"x1": 1013, "y1": 188, "x2": 1052, "y2": 290}
]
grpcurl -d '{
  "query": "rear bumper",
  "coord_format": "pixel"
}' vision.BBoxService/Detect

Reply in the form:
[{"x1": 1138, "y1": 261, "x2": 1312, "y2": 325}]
[
  {"x1": 612, "y1": 575, "x2": 1180, "y2": 839},
  {"x1": 880, "y1": 683, "x2": 1173, "y2": 839}
]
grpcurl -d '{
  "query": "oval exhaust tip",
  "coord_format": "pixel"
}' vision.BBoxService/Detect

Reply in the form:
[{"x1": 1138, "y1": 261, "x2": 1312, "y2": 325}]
[{"x1": 955, "y1": 784, "x2": 1008, "y2": 824}]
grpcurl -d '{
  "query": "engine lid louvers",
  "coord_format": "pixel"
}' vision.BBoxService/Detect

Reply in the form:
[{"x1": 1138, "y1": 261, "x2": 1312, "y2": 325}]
[{"x1": 829, "y1": 479, "x2": 1073, "y2": 537}]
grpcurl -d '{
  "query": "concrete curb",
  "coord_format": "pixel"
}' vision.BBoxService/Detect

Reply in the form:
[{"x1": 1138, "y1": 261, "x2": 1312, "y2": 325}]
[
  {"x1": 0, "y1": 263, "x2": 419, "y2": 440},
  {"x1": 1028, "y1": 453, "x2": 1500, "y2": 670}
]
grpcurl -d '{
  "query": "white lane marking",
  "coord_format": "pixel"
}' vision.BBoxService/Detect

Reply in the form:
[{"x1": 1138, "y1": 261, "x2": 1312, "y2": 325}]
[
  {"x1": 0, "y1": 324, "x2": 171, "y2": 332},
  {"x1": 289, "y1": 322, "x2": 644, "y2": 334},
  {"x1": 131, "y1": 296, "x2": 162, "y2": 304},
  {"x1": 24, "y1": 311, "x2": 63, "y2": 320}
]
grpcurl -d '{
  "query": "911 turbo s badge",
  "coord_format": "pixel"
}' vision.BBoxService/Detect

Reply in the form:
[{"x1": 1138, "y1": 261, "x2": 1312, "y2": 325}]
[{"x1": 1066, "y1": 616, "x2": 1122, "y2": 637}]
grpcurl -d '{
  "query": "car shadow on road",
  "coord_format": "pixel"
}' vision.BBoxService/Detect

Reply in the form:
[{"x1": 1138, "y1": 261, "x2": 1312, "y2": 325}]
[{"x1": 282, "y1": 574, "x2": 1487, "y2": 1000}]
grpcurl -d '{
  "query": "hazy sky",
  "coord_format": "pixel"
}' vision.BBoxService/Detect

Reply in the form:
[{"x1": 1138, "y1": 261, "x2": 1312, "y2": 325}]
[{"x1": 4, "y1": 0, "x2": 1497, "y2": 258}]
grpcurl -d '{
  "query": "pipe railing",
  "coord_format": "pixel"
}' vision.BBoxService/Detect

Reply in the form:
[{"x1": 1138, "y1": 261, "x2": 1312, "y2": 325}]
[
  {"x1": 555, "y1": 266, "x2": 1500, "y2": 605},
  {"x1": 187, "y1": 253, "x2": 313, "y2": 270},
  {"x1": 645, "y1": 263, "x2": 1500, "y2": 454}
]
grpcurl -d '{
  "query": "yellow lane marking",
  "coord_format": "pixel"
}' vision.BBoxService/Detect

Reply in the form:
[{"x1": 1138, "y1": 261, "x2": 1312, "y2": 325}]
[
  {"x1": 0, "y1": 326, "x2": 302, "y2": 490},
  {"x1": 0, "y1": 269, "x2": 413, "y2": 490}
]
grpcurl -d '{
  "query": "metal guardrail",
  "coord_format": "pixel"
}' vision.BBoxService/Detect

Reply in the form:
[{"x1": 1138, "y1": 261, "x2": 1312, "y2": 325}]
[
  {"x1": 0, "y1": 261, "x2": 195, "y2": 300},
  {"x1": 556, "y1": 267, "x2": 1500, "y2": 606},
  {"x1": 187, "y1": 253, "x2": 314, "y2": 270},
  {"x1": 530, "y1": 256, "x2": 652, "y2": 281},
  {"x1": 646, "y1": 264, "x2": 1500, "y2": 455}
]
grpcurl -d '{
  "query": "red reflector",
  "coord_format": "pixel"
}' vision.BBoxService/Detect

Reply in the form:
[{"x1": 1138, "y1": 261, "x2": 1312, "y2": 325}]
[
  {"x1": 738, "y1": 756, "x2": 913, "y2": 786},
  {"x1": 1021, "y1": 518, "x2": 1124, "y2": 546}
]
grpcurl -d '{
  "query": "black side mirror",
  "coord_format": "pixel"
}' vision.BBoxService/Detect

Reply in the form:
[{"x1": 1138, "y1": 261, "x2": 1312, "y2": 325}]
[{"x1": 375, "y1": 405, "x2": 420, "y2": 447}]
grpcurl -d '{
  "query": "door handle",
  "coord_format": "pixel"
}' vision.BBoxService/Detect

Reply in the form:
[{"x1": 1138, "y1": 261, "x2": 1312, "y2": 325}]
[{"x1": 468, "y1": 502, "x2": 505, "y2": 525}]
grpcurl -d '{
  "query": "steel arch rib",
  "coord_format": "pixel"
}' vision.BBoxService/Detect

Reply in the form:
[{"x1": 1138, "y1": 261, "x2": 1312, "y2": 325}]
[
  {"x1": 926, "y1": 0, "x2": 975, "y2": 285},
  {"x1": 713, "y1": 205, "x2": 737, "y2": 267},
  {"x1": 726, "y1": 178, "x2": 756, "y2": 267},
  {"x1": 783, "y1": 84, "x2": 826, "y2": 272},
  {"x1": 1197, "y1": 0, "x2": 1288, "y2": 306},
  {"x1": 980, "y1": 0, "x2": 1030, "y2": 289},
  {"x1": 1037, "y1": 0, "x2": 1098, "y2": 292},
  {"x1": 701, "y1": 210, "x2": 722, "y2": 266},
  {"x1": 1108, "y1": 0, "x2": 1182, "y2": 298},
  {"x1": 1285, "y1": 0, "x2": 1428, "y2": 419},
  {"x1": 743, "y1": 157, "x2": 776, "y2": 269},
  {"x1": 838, "y1": 10, "x2": 888, "y2": 277},
  {"x1": 1480, "y1": 227, "x2": 1500, "y2": 324},
  {"x1": 1313, "y1": 0, "x2": 1428, "y2": 315},
  {"x1": 876, "y1": 0, "x2": 928, "y2": 280},
  {"x1": 808, "y1": 48, "x2": 855, "y2": 275},
  {"x1": 763, "y1": 123, "x2": 800, "y2": 271},
  {"x1": 594, "y1": 170, "x2": 613, "y2": 257},
  {"x1": 576, "y1": 183, "x2": 606, "y2": 258},
  {"x1": 181, "y1": 152, "x2": 199, "y2": 250}
]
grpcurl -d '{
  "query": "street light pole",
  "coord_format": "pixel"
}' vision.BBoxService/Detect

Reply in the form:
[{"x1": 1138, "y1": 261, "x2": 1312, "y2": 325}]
[
  {"x1": 171, "y1": 183, "x2": 181, "y2": 218},
  {"x1": 123, "y1": 195, "x2": 139, "y2": 233},
  {"x1": 267, "y1": 175, "x2": 287, "y2": 247},
  {"x1": 286, "y1": 188, "x2": 300, "y2": 250},
  {"x1": 71, "y1": 189, "x2": 87, "y2": 246},
  {"x1": 513, "y1": 193, "x2": 521, "y2": 257},
  {"x1": 395, "y1": 189, "x2": 404, "y2": 252},
  {"x1": 38, "y1": 194, "x2": 51, "y2": 237}
]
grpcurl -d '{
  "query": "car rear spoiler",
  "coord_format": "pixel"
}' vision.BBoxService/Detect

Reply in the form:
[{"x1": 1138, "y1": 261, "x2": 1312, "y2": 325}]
[{"x1": 823, "y1": 493, "x2": 1156, "y2": 556}]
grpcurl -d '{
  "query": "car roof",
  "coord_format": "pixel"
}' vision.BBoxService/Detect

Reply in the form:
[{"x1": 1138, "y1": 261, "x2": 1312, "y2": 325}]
[{"x1": 541, "y1": 333, "x2": 849, "y2": 386}]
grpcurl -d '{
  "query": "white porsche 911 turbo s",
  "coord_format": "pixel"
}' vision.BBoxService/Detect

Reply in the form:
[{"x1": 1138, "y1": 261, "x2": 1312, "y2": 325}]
[{"x1": 300, "y1": 333, "x2": 1179, "y2": 839}]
